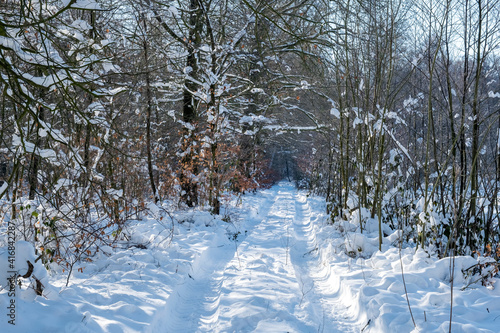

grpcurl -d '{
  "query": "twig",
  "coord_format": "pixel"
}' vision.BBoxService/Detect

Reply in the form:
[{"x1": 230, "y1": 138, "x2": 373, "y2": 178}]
[
  {"x1": 449, "y1": 249, "x2": 456, "y2": 333},
  {"x1": 298, "y1": 276, "x2": 314, "y2": 307},
  {"x1": 361, "y1": 319, "x2": 371, "y2": 332},
  {"x1": 398, "y1": 223, "x2": 416, "y2": 329}
]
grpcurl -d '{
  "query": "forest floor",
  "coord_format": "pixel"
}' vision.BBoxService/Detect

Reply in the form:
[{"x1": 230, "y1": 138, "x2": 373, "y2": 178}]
[{"x1": 2, "y1": 182, "x2": 500, "y2": 332}]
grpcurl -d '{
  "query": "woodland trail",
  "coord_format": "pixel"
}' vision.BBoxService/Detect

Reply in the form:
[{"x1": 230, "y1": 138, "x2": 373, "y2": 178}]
[{"x1": 151, "y1": 182, "x2": 358, "y2": 333}]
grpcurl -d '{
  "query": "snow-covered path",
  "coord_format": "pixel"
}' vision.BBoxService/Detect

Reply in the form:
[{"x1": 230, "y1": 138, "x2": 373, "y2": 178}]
[
  {"x1": 4, "y1": 182, "x2": 500, "y2": 333},
  {"x1": 289, "y1": 188, "x2": 358, "y2": 333},
  {"x1": 153, "y1": 182, "x2": 358, "y2": 333}
]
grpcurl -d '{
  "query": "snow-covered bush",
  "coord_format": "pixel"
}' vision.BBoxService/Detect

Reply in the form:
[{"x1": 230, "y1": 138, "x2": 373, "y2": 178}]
[{"x1": 0, "y1": 241, "x2": 50, "y2": 299}]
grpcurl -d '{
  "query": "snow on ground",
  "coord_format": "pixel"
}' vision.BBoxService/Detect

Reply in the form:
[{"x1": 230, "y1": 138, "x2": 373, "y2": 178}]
[{"x1": 1, "y1": 182, "x2": 500, "y2": 332}]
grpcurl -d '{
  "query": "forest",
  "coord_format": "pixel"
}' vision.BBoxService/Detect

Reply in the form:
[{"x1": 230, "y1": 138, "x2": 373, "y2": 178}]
[{"x1": 1, "y1": 0, "x2": 500, "y2": 331}]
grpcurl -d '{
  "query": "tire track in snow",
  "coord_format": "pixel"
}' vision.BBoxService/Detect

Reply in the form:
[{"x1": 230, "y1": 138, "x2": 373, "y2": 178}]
[
  {"x1": 147, "y1": 189, "x2": 276, "y2": 333},
  {"x1": 289, "y1": 191, "x2": 359, "y2": 333},
  {"x1": 214, "y1": 183, "x2": 323, "y2": 332},
  {"x1": 150, "y1": 183, "x2": 359, "y2": 332}
]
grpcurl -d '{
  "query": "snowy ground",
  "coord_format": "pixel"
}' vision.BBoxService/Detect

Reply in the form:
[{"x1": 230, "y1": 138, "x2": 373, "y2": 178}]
[{"x1": 1, "y1": 182, "x2": 500, "y2": 332}]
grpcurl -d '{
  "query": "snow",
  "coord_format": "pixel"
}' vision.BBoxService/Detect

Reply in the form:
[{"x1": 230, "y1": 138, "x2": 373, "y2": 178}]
[
  {"x1": 1, "y1": 183, "x2": 500, "y2": 332},
  {"x1": 330, "y1": 107, "x2": 340, "y2": 118},
  {"x1": 106, "y1": 189, "x2": 124, "y2": 199},
  {"x1": 70, "y1": 0, "x2": 102, "y2": 10},
  {"x1": 411, "y1": 54, "x2": 423, "y2": 67},
  {"x1": 353, "y1": 117, "x2": 363, "y2": 128},
  {"x1": 71, "y1": 19, "x2": 92, "y2": 31},
  {"x1": 498, "y1": 128, "x2": 500, "y2": 149},
  {"x1": 0, "y1": 182, "x2": 7, "y2": 197},
  {"x1": 168, "y1": 6, "x2": 179, "y2": 17},
  {"x1": 250, "y1": 88, "x2": 264, "y2": 94},
  {"x1": 239, "y1": 114, "x2": 271, "y2": 126}
]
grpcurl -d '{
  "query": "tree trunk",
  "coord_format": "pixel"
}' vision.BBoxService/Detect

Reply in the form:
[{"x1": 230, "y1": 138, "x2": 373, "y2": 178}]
[
  {"x1": 143, "y1": 36, "x2": 159, "y2": 203},
  {"x1": 180, "y1": 0, "x2": 202, "y2": 207}
]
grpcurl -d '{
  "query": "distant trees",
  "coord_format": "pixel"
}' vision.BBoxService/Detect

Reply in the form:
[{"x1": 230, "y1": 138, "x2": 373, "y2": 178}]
[
  {"x1": 123, "y1": 0, "x2": 331, "y2": 212},
  {"x1": 300, "y1": 0, "x2": 500, "y2": 257}
]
